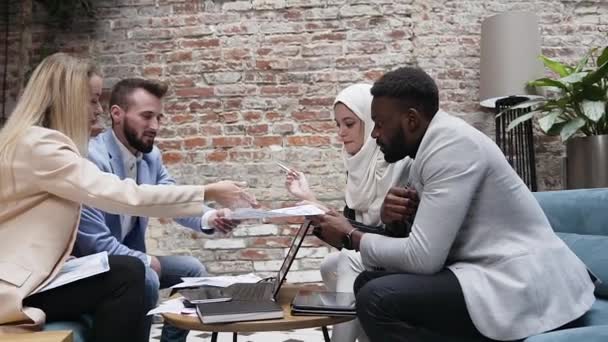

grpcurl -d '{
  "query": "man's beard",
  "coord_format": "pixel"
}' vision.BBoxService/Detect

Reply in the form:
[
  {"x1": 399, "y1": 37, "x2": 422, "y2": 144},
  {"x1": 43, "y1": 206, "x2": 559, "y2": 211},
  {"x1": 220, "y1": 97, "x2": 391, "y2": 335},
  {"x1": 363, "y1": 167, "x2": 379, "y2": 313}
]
[
  {"x1": 380, "y1": 129, "x2": 411, "y2": 163},
  {"x1": 124, "y1": 119, "x2": 154, "y2": 153}
]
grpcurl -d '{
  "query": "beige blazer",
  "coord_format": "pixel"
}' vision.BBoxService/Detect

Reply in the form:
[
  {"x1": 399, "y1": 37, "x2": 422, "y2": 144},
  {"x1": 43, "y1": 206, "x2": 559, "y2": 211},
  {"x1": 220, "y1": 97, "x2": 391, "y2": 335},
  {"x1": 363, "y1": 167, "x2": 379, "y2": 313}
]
[
  {"x1": 0, "y1": 127, "x2": 206, "y2": 332},
  {"x1": 360, "y1": 111, "x2": 594, "y2": 341}
]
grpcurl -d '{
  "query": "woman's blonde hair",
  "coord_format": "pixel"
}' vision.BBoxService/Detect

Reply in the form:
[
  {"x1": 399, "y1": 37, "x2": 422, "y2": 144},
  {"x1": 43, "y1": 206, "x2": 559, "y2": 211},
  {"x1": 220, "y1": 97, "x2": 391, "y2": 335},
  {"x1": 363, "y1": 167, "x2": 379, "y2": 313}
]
[{"x1": 0, "y1": 53, "x2": 99, "y2": 168}]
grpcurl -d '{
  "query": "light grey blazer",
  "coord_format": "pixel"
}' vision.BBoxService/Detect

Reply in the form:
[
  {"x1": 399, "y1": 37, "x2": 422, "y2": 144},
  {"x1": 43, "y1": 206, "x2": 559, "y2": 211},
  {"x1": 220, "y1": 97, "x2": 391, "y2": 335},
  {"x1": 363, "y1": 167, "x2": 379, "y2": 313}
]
[{"x1": 360, "y1": 111, "x2": 594, "y2": 341}]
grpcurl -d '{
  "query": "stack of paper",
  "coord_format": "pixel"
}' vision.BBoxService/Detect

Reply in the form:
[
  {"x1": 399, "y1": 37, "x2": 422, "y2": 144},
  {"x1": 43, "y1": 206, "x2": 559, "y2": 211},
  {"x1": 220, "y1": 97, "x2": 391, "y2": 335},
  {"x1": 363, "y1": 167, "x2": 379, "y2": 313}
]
[
  {"x1": 230, "y1": 204, "x2": 325, "y2": 220},
  {"x1": 171, "y1": 273, "x2": 262, "y2": 289}
]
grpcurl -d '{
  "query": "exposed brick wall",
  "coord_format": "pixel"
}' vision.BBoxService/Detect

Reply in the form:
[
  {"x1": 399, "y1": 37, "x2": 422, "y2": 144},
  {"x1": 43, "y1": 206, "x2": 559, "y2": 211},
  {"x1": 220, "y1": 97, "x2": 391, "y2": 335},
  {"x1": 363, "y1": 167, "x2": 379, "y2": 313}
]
[{"x1": 1, "y1": 0, "x2": 607, "y2": 281}]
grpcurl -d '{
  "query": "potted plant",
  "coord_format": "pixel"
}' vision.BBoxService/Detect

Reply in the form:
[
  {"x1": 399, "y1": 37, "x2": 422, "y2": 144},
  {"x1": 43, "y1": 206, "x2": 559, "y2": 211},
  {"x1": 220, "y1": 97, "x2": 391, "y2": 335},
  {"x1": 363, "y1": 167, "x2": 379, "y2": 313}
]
[{"x1": 506, "y1": 46, "x2": 608, "y2": 189}]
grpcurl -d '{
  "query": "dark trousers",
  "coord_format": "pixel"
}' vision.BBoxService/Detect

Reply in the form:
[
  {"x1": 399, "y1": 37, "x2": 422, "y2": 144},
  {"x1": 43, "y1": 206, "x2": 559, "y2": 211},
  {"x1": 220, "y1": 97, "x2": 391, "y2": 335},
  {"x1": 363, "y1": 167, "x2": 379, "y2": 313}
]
[
  {"x1": 354, "y1": 269, "x2": 492, "y2": 342},
  {"x1": 24, "y1": 255, "x2": 147, "y2": 342}
]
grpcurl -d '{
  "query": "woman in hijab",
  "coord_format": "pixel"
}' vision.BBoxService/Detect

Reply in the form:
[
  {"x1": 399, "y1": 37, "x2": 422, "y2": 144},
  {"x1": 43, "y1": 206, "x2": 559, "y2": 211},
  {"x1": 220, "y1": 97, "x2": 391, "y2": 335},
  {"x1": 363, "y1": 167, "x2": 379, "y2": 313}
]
[{"x1": 285, "y1": 83, "x2": 413, "y2": 342}]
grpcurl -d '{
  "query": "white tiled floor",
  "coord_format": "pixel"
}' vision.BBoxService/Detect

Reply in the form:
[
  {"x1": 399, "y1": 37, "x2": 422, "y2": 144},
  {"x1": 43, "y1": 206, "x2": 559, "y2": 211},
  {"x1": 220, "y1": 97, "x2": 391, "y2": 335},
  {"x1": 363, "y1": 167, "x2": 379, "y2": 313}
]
[{"x1": 150, "y1": 323, "x2": 331, "y2": 342}]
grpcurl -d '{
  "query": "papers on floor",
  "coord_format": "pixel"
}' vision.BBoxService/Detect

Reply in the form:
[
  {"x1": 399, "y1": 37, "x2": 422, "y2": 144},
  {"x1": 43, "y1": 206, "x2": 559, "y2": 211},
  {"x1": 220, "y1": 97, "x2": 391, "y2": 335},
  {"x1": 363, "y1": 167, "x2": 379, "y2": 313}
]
[
  {"x1": 171, "y1": 273, "x2": 262, "y2": 289},
  {"x1": 230, "y1": 204, "x2": 325, "y2": 220},
  {"x1": 36, "y1": 251, "x2": 110, "y2": 293}
]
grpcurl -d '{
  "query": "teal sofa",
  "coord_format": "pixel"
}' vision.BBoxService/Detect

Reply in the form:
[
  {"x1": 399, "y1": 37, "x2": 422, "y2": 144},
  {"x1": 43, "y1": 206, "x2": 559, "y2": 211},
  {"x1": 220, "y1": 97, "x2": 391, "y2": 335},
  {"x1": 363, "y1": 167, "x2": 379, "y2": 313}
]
[{"x1": 524, "y1": 188, "x2": 608, "y2": 341}]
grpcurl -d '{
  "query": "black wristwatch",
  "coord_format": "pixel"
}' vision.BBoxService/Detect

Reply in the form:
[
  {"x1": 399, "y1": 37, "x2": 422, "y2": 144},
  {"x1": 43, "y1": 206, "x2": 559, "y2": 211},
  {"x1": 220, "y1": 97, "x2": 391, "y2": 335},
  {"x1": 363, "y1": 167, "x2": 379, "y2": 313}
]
[{"x1": 342, "y1": 228, "x2": 357, "y2": 250}]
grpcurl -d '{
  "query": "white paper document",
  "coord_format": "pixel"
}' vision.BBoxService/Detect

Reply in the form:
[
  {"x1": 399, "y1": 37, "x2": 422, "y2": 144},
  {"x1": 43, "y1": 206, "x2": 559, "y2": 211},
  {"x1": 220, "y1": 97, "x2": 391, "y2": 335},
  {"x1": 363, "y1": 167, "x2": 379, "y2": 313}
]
[
  {"x1": 230, "y1": 204, "x2": 325, "y2": 220},
  {"x1": 37, "y1": 251, "x2": 110, "y2": 293},
  {"x1": 171, "y1": 273, "x2": 262, "y2": 289},
  {"x1": 147, "y1": 297, "x2": 196, "y2": 316}
]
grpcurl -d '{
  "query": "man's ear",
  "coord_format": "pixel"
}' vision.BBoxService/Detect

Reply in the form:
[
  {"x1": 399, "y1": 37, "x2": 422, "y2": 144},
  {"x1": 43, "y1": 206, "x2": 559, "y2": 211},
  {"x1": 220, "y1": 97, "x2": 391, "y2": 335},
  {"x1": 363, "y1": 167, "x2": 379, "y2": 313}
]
[
  {"x1": 109, "y1": 105, "x2": 123, "y2": 124},
  {"x1": 404, "y1": 107, "x2": 421, "y2": 132}
]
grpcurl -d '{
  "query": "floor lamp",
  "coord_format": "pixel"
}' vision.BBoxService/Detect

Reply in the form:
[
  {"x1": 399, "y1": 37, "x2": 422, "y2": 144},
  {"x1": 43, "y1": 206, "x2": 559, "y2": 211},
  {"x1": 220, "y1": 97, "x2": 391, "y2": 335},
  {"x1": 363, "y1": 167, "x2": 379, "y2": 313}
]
[{"x1": 480, "y1": 11, "x2": 544, "y2": 191}]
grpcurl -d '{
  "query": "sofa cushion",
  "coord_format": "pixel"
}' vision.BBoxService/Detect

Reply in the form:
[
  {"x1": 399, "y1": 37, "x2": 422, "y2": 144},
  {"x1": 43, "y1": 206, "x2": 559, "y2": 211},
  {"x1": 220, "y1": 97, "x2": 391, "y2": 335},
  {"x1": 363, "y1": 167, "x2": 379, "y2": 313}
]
[
  {"x1": 557, "y1": 232, "x2": 608, "y2": 298},
  {"x1": 525, "y1": 326, "x2": 608, "y2": 342},
  {"x1": 533, "y1": 189, "x2": 608, "y2": 236}
]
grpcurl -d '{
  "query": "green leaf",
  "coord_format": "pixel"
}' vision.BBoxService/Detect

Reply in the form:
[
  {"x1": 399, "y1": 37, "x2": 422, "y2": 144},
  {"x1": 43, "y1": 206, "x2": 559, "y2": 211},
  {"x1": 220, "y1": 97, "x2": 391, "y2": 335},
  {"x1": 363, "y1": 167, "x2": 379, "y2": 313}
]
[
  {"x1": 506, "y1": 112, "x2": 536, "y2": 131},
  {"x1": 597, "y1": 47, "x2": 608, "y2": 68},
  {"x1": 559, "y1": 72, "x2": 588, "y2": 85},
  {"x1": 538, "y1": 110, "x2": 562, "y2": 133},
  {"x1": 529, "y1": 78, "x2": 568, "y2": 90},
  {"x1": 581, "y1": 100, "x2": 605, "y2": 122},
  {"x1": 545, "y1": 121, "x2": 567, "y2": 136},
  {"x1": 560, "y1": 118, "x2": 586, "y2": 141},
  {"x1": 574, "y1": 48, "x2": 596, "y2": 72},
  {"x1": 539, "y1": 55, "x2": 572, "y2": 77},
  {"x1": 583, "y1": 60, "x2": 608, "y2": 85}
]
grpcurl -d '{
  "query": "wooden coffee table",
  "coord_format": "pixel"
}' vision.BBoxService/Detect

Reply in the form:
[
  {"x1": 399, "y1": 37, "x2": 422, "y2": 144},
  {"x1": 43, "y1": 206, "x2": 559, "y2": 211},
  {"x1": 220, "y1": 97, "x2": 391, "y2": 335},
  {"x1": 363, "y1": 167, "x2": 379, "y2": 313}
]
[
  {"x1": 0, "y1": 331, "x2": 72, "y2": 342},
  {"x1": 162, "y1": 284, "x2": 354, "y2": 342}
]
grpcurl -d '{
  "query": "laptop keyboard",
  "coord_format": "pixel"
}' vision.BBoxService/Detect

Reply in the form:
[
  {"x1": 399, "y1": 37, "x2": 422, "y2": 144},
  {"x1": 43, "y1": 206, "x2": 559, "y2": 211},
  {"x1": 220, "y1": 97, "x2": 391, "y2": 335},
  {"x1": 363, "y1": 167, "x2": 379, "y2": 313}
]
[{"x1": 228, "y1": 283, "x2": 273, "y2": 301}]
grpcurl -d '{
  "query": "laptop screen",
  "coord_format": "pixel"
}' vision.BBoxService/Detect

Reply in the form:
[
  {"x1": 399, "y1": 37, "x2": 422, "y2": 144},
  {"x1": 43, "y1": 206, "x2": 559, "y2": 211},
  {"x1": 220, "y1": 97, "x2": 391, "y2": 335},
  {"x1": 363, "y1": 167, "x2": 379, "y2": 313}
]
[{"x1": 272, "y1": 219, "x2": 312, "y2": 297}]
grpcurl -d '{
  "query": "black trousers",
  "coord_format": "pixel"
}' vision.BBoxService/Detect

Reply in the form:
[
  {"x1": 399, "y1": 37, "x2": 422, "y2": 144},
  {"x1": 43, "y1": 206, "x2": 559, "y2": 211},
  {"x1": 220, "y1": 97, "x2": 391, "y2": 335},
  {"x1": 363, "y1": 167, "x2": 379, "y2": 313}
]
[
  {"x1": 24, "y1": 255, "x2": 147, "y2": 342},
  {"x1": 354, "y1": 269, "x2": 492, "y2": 342}
]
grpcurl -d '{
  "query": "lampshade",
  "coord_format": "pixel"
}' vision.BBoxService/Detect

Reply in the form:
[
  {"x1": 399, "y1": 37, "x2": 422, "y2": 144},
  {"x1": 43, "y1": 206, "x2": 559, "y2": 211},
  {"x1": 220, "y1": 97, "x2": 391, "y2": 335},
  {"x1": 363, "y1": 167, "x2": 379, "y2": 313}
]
[{"x1": 480, "y1": 11, "x2": 544, "y2": 108}]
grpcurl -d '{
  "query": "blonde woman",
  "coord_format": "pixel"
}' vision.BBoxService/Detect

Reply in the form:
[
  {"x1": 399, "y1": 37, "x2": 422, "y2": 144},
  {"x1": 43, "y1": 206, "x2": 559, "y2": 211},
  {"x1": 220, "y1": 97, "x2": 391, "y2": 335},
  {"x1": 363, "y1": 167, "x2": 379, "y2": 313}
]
[
  {"x1": 0, "y1": 53, "x2": 254, "y2": 341},
  {"x1": 285, "y1": 84, "x2": 415, "y2": 342}
]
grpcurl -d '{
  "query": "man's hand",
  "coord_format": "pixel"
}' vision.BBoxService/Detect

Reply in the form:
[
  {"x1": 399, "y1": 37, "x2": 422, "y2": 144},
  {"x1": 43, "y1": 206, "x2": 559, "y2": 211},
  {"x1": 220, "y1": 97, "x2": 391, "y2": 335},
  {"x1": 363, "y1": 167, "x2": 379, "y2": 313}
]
[
  {"x1": 210, "y1": 208, "x2": 239, "y2": 234},
  {"x1": 381, "y1": 187, "x2": 419, "y2": 224},
  {"x1": 150, "y1": 256, "x2": 162, "y2": 277},
  {"x1": 311, "y1": 210, "x2": 354, "y2": 249}
]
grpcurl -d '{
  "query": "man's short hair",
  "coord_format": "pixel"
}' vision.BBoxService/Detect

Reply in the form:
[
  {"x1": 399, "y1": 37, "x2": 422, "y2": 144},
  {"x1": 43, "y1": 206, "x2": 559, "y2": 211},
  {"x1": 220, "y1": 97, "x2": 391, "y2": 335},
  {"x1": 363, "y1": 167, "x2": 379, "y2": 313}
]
[
  {"x1": 109, "y1": 78, "x2": 168, "y2": 112},
  {"x1": 371, "y1": 67, "x2": 439, "y2": 118}
]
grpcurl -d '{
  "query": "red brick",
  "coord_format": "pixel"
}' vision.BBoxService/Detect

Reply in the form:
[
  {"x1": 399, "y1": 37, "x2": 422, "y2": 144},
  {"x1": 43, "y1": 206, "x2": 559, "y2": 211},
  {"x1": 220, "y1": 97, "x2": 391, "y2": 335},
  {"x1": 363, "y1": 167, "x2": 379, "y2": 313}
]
[
  {"x1": 165, "y1": 102, "x2": 189, "y2": 114},
  {"x1": 207, "y1": 150, "x2": 228, "y2": 162},
  {"x1": 265, "y1": 112, "x2": 283, "y2": 121},
  {"x1": 312, "y1": 32, "x2": 346, "y2": 41},
  {"x1": 246, "y1": 124, "x2": 269, "y2": 136},
  {"x1": 243, "y1": 111, "x2": 263, "y2": 121},
  {"x1": 175, "y1": 87, "x2": 214, "y2": 98},
  {"x1": 260, "y1": 85, "x2": 301, "y2": 95},
  {"x1": 171, "y1": 76, "x2": 196, "y2": 88},
  {"x1": 291, "y1": 110, "x2": 331, "y2": 121},
  {"x1": 286, "y1": 136, "x2": 331, "y2": 146},
  {"x1": 156, "y1": 140, "x2": 182, "y2": 150},
  {"x1": 253, "y1": 136, "x2": 283, "y2": 147},
  {"x1": 162, "y1": 152, "x2": 184, "y2": 165},
  {"x1": 240, "y1": 249, "x2": 271, "y2": 260},
  {"x1": 200, "y1": 125, "x2": 223, "y2": 135},
  {"x1": 180, "y1": 38, "x2": 220, "y2": 48},
  {"x1": 220, "y1": 112, "x2": 240, "y2": 123},
  {"x1": 224, "y1": 48, "x2": 250, "y2": 60},
  {"x1": 299, "y1": 97, "x2": 335, "y2": 106},
  {"x1": 299, "y1": 122, "x2": 337, "y2": 133},
  {"x1": 273, "y1": 123, "x2": 295, "y2": 134},
  {"x1": 143, "y1": 66, "x2": 162, "y2": 77},
  {"x1": 170, "y1": 114, "x2": 195, "y2": 124},
  {"x1": 224, "y1": 98, "x2": 243, "y2": 110},
  {"x1": 168, "y1": 51, "x2": 192, "y2": 62},
  {"x1": 200, "y1": 113, "x2": 220, "y2": 123},
  {"x1": 256, "y1": 48, "x2": 272, "y2": 56},
  {"x1": 184, "y1": 137, "x2": 208, "y2": 149},
  {"x1": 189, "y1": 100, "x2": 222, "y2": 111},
  {"x1": 212, "y1": 137, "x2": 252, "y2": 147},
  {"x1": 388, "y1": 30, "x2": 406, "y2": 39}
]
